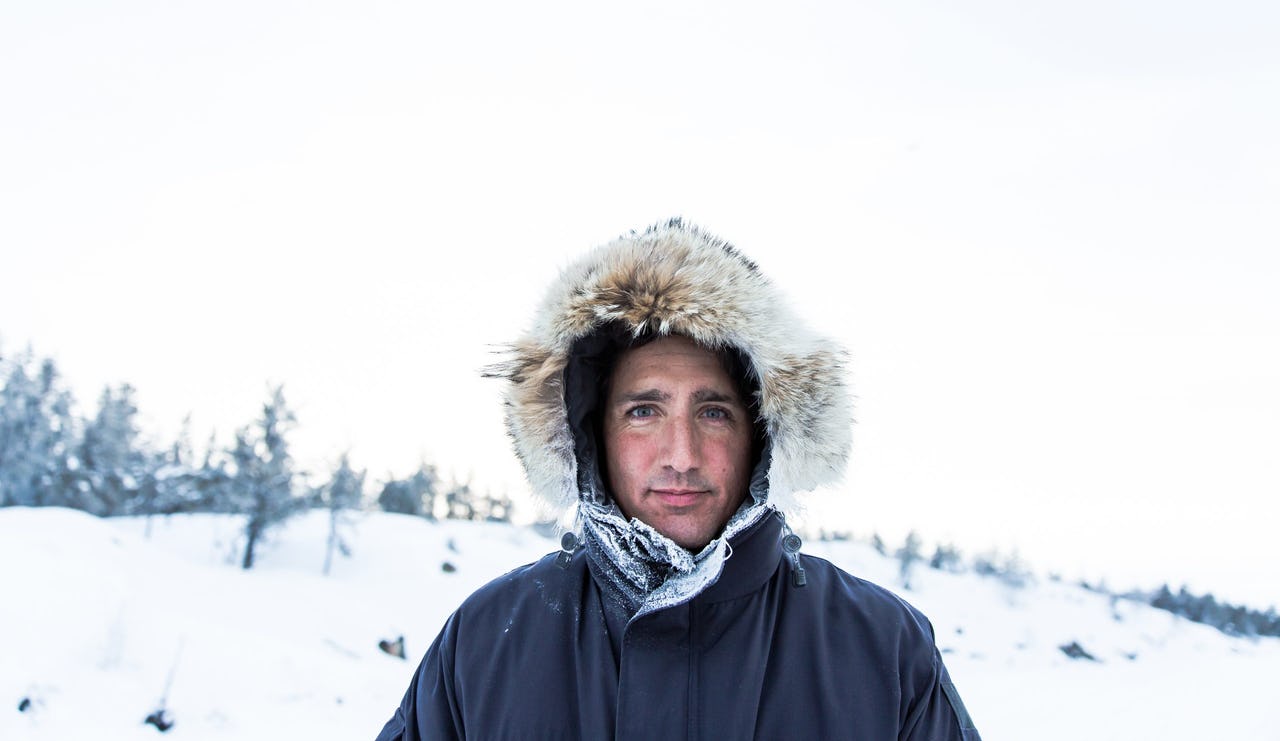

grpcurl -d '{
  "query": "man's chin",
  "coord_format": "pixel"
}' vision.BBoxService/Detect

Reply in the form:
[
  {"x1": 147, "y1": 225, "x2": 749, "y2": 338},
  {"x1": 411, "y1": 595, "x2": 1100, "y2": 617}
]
[{"x1": 650, "y1": 521, "x2": 717, "y2": 551}]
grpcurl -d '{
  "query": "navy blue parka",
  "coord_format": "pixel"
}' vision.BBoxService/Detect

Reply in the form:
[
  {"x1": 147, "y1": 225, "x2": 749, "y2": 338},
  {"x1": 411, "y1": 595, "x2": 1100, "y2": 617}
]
[{"x1": 376, "y1": 511, "x2": 979, "y2": 740}]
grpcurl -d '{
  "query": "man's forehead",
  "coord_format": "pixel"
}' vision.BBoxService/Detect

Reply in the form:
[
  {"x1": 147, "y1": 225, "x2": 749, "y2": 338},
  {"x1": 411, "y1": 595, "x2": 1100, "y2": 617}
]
[{"x1": 611, "y1": 338, "x2": 734, "y2": 380}]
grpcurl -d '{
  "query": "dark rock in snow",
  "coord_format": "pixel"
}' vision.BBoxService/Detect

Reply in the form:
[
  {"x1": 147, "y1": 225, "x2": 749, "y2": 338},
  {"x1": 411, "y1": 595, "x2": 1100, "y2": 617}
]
[
  {"x1": 18, "y1": 697, "x2": 32, "y2": 713},
  {"x1": 441, "y1": 561, "x2": 457, "y2": 573},
  {"x1": 144, "y1": 708, "x2": 175, "y2": 732},
  {"x1": 379, "y1": 635, "x2": 406, "y2": 659},
  {"x1": 1059, "y1": 640, "x2": 1098, "y2": 661}
]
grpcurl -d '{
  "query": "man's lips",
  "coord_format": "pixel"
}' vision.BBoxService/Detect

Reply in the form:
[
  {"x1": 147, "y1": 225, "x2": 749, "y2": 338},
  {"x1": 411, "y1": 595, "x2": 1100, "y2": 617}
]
[{"x1": 650, "y1": 489, "x2": 709, "y2": 506}]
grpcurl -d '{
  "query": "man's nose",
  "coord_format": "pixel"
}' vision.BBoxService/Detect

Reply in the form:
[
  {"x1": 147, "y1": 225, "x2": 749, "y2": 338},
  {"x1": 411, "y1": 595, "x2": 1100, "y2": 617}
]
[{"x1": 663, "y1": 415, "x2": 699, "y2": 473}]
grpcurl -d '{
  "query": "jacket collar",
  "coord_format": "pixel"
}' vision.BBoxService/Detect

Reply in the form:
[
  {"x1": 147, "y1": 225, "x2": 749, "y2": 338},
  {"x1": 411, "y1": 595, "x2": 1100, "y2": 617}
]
[{"x1": 699, "y1": 510, "x2": 785, "y2": 603}]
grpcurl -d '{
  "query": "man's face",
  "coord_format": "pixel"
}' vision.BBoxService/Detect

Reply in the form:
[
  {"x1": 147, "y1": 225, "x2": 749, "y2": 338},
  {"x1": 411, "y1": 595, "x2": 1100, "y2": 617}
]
[{"x1": 602, "y1": 335, "x2": 753, "y2": 550}]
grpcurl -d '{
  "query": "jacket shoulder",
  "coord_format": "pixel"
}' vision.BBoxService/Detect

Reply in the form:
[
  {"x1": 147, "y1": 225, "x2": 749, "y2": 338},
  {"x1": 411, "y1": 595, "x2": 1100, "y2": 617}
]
[
  {"x1": 789, "y1": 556, "x2": 980, "y2": 738},
  {"x1": 450, "y1": 549, "x2": 589, "y2": 629},
  {"x1": 375, "y1": 552, "x2": 594, "y2": 741},
  {"x1": 796, "y1": 553, "x2": 939, "y2": 644}
]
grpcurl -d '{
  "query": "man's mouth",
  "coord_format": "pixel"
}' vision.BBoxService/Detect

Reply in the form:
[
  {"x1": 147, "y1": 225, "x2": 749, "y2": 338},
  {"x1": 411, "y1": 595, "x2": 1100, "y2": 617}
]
[{"x1": 650, "y1": 489, "x2": 708, "y2": 506}]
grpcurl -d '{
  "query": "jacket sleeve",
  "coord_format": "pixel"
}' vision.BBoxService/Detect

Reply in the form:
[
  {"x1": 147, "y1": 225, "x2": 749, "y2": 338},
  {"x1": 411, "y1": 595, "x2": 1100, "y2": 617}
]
[
  {"x1": 900, "y1": 647, "x2": 981, "y2": 741},
  {"x1": 374, "y1": 613, "x2": 465, "y2": 741}
]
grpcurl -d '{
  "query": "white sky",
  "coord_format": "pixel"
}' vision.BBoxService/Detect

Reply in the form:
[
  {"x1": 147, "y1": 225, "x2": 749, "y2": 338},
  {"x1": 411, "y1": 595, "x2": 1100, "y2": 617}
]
[{"x1": 3, "y1": 0, "x2": 1278, "y2": 606}]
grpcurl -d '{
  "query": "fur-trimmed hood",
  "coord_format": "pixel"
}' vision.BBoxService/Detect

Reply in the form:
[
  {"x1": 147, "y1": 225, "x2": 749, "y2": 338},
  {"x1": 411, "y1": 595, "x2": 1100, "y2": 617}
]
[{"x1": 487, "y1": 218, "x2": 852, "y2": 519}]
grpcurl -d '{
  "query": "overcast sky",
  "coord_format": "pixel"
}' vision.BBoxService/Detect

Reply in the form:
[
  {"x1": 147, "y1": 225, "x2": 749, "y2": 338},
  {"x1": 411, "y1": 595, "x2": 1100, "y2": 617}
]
[{"x1": 3, "y1": 0, "x2": 1278, "y2": 606}]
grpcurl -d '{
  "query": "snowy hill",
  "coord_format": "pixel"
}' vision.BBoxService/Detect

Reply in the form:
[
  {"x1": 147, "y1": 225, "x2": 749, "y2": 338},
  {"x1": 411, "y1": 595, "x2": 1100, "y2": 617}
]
[{"x1": 2, "y1": 508, "x2": 1277, "y2": 740}]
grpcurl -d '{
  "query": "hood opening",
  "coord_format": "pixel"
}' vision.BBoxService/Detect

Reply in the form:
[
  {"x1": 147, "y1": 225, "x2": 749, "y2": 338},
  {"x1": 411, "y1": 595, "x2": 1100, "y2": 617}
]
[{"x1": 563, "y1": 322, "x2": 769, "y2": 515}]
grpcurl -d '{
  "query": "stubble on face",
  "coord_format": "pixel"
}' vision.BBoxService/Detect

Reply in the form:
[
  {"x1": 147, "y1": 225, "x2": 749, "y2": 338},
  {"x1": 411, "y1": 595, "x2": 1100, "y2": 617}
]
[{"x1": 602, "y1": 335, "x2": 753, "y2": 550}]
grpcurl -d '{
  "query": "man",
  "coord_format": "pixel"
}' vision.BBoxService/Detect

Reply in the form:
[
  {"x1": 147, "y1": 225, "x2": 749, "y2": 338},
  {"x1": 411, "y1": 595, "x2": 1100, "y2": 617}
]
[{"x1": 376, "y1": 218, "x2": 980, "y2": 740}]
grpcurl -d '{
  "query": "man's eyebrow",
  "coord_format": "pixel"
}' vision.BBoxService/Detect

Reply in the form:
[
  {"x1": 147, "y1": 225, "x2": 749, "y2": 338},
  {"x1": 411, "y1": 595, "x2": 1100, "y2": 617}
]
[
  {"x1": 611, "y1": 388, "x2": 741, "y2": 405},
  {"x1": 614, "y1": 389, "x2": 670, "y2": 404},
  {"x1": 693, "y1": 388, "x2": 739, "y2": 404}
]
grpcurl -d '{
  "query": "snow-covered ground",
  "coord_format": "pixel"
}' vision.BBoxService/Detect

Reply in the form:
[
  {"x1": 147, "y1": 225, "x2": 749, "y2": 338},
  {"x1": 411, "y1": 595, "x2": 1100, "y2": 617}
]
[{"x1": 2, "y1": 507, "x2": 1277, "y2": 740}]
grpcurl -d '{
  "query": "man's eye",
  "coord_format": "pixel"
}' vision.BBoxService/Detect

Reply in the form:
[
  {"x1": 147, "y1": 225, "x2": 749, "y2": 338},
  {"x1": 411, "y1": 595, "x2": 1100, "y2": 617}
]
[
  {"x1": 627, "y1": 406, "x2": 655, "y2": 418},
  {"x1": 702, "y1": 407, "x2": 730, "y2": 420}
]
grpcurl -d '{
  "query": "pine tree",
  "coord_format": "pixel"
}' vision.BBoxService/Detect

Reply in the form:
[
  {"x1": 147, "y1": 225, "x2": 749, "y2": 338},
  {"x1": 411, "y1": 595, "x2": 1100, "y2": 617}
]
[
  {"x1": 972, "y1": 551, "x2": 1000, "y2": 577},
  {"x1": 996, "y1": 551, "x2": 1032, "y2": 590},
  {"x1": 319, "y1": 452, "x2": 364, "y2": 576},
  {"x1": 929, "y1": 542, "x2": 963, "y2": 572},
  {"x1": 895, "y1": 531, "x2": 923, "y2": 590},
  {"x1": 1149, "y1": 584, "x2": 1280, "y2": 638},
  {"x1": 410, "y1": 462, "x2": 440, "y2": 520},
  {"x1": 76, "y1": 384, "x2": 152, "y2": 516},
  {"x1": 376, "y1": 461, "x2": 440, "y2": 518},
  {"x1": 444, "y1": 477, "x2": 476, "y2": 521},
  {"x1": 1262, "y1": 607, "x2": 1280, "y2": 637},
  {"x1": 144, "y1": 416, "x2": 202, "y2": 518},
  {"x1": 870, "y1": 533, "x2": 886, "y2": 556},
  {"x1": 483, "y1": 489, "x2": 513, "y2": 523},
  {"x1": 376, "y1": 478, "x2": 418, "y2": 516},
  {"x1": 0, "y1": 349, "x2": 77, "y2": 508},
  {"x1": 228, "y1": 386, "x2": 302, "y2": 569},
  {"x1": 192, "y1": 433, "x2": 234, "y2": 513}
]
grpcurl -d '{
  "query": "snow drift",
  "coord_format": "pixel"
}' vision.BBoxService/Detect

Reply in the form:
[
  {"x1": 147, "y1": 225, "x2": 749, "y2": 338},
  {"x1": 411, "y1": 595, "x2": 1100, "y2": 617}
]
[{"x1": 1, "y1": 507, "x2": 1276, "y2": 740}]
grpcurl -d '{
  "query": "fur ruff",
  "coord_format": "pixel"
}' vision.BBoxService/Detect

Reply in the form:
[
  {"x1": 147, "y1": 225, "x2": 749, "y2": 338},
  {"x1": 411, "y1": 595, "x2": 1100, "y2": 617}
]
[{"x1": 487, "y1": 218, "x2": 853, "y2": 517}]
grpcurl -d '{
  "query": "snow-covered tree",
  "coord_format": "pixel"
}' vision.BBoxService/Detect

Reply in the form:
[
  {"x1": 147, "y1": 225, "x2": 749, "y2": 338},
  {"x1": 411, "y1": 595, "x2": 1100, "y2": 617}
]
[
  {"x1": 1151, "y1": 583, "x2": 1177, "y2": 611},
  {"x1": 1148, "y1": 584, "x2": 1280, "y2": 638},
  {"x1": 136, "y1": 421, "x2": 228, "y2": 523},
  {"x1": 971, "y1": 548, "x2": 1033, "y2": 590},
  {"x1": 191, "y1": 432, "x2": 235, "y2": 512},
  {"x1": 997, "y1": 551, "x2": 1033, "y2": 590},
  {"x1": 929, "y1": 542, "x2": 963, "y2": 573},
  {"x1": 434, "y1": 473, "x2": 513, "y2": 523},
  {"x1": 0, "y1": 348, "x2": 77, "y2": 508},
  {"x1": 319, "y1": 452, "x2": 364, "y2": 575},
  {"x1": 870, "y1": 533, "x2": 887, "y2": 556},
  {"x1": 228, "y1": 386, "x2": 303, "y2": 569},
  {"x1": 75, "y1": 384, "x2": 152, "y2": 516},
  {"x1": 444, "y1": 478, "x2": 476, "y2": 521},
  {"x1": 376, "y1": 478, "x2": 417, "y2": 516},
  {"x1": 376, "y1": 461, "x2": 439, "y2": 518},
  {"x1": 481, "y1": 489, "x2": 513, "y2": 523},
  {"x1": 896, "y1": 531, "x2": 923, "y2": 590},
  {"x1": 410, "y1": 463, "x2": 441, "y2": 519}
]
